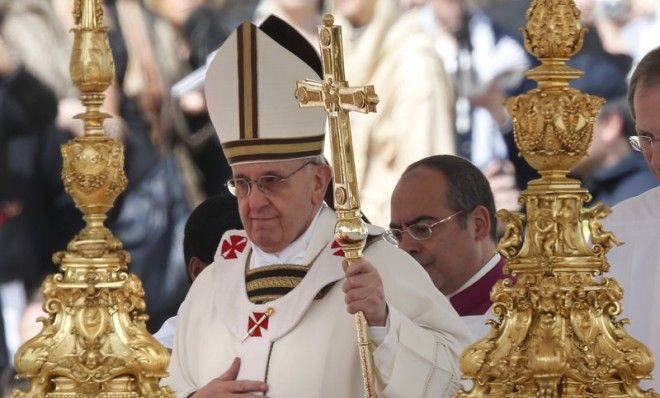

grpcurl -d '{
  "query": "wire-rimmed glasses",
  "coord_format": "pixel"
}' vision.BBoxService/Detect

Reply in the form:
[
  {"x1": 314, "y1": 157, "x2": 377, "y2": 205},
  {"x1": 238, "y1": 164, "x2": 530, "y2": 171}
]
[
  {"x1": 383, "y1": 210, "x2": 464, "y2": 246},
  {"x1": 225, "y1": 161, "x2": 313, "y2": 198},
  {"x1": 629, "y1": 135, "x2": 659, "y2": 152}
]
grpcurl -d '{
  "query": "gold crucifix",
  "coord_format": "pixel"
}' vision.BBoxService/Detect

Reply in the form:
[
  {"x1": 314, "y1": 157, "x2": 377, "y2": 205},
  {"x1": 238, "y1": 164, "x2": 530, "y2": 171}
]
[
  {"x1": 295, "y1": 13, "x2": 379, "y2": 398},
  {"x1": 295, "y1": 14, "x2": 378, "y2": 257}
]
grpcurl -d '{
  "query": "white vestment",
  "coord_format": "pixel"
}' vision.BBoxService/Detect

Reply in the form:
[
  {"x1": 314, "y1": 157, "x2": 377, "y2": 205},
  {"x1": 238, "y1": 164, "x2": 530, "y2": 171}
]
[
  {"x1": 154, "y1": 315, "x2": 177, "y2": 349},
  {"x1": 604, "y1": 186, "x2": 660, "y2": 391},
  {"x1": 162, "y1": 206, "x2": 471, "y2": 397}
]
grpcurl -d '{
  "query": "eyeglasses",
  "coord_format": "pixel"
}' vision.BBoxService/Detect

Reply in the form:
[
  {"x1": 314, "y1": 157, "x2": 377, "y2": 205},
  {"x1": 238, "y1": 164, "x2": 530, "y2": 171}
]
[
  {"x1": 225, "y1": 161, "x2": 314, "y2": 198},
  {"x1": 383, "y1": 210, "x2": 464, "y2": 246},
  {"x1": 629, "y1": 135, "x2": 660, "y2": 152}
]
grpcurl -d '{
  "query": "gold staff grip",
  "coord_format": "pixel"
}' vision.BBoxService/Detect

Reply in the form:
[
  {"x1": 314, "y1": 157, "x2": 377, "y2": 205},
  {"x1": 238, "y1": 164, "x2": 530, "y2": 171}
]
[{"x1": 336, "y1": 209, "x2": 376, "y2": 398}]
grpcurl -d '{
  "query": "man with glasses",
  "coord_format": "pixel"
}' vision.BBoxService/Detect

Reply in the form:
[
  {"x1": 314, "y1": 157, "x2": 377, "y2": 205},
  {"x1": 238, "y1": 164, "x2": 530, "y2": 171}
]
[
  {"x1": 603, "y1": 46, "x2": 660, "y2": 391},
  {"x1": 163, "y1": 19, "x2": 470, "y2": 398},
  {"x1": 389, "y1": 155, "x2": 508, "y2": 338}
]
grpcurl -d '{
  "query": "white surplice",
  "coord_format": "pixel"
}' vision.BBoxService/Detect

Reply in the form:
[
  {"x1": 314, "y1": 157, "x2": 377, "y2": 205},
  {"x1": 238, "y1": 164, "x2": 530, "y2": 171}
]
[{"x1": 604, "y1": 186, "x2": 660, "y2": 391}]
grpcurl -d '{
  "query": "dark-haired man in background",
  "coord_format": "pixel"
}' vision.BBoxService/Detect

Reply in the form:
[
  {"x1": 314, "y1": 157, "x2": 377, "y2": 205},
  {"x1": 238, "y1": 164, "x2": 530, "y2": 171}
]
[
  {"x1": 388, "y1": 155, "x2": 507, "y2": 338},
  {"x1": 154, "y1": 194, "x2": 242, "y2": 349}
]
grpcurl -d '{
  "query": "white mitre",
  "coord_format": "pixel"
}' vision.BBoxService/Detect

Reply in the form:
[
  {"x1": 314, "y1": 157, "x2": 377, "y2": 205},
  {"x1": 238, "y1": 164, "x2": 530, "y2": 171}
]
[{"x1": 205, "y1": 19, "x2": 326, "y2": 165}]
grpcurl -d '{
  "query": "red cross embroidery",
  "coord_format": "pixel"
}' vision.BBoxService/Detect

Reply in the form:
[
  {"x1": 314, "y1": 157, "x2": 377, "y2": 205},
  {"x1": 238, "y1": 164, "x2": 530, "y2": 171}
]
[
  {"x1": 331, "y1": 240, "x2": 345, "y2": 257},
  {"x1": 221, "y1": 235, "x2": 247, "y2": 259},
  {"x1": 246, "y1": 312, "x2": 270, "y2": 337}
]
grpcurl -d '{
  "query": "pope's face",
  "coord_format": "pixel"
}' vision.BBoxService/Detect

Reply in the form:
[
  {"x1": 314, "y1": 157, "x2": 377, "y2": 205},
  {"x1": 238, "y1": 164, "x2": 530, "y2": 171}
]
[
  {"x1": 634, "y1": 82, "x2": 660, "y2": 178},
  {"x1": 390, "y1": 166, "x2": 479, "y2": 294},
  {"x1": 232, "y1": 159, "x2": 330, "y2": 253}
]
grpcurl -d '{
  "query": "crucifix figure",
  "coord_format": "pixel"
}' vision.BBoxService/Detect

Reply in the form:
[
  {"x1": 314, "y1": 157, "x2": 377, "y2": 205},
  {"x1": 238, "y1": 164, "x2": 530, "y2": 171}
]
[{"x1": 295, "y1": 13, "x2": 380, "y2": 398}]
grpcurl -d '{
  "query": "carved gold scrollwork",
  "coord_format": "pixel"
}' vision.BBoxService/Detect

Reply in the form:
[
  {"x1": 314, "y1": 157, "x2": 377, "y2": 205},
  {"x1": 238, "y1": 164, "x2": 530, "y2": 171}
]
[
  {"x1": 582, "y1": 202, "x2": 623, "y2": 258},
  {"x1": 496, "y1": 209, "x2": 525, "y2": 259},
  {"x1": 508, "y1": 90, "x2": 603, "y2": 173}
]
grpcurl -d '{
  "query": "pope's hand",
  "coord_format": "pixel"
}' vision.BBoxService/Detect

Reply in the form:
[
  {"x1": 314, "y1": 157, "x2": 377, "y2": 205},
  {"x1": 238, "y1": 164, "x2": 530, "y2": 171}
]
[
  {"x1": 342, "y1": 258, "x2": 387, "y2": 326},
  {"x1": 191, "y1": 357, "x2": 269, "y2": 398}
]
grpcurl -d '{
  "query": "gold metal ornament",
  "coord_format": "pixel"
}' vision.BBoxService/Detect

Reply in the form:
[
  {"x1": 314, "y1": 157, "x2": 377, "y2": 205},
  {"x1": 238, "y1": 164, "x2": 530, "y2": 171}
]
[
  {"x1": 296, "y1": 13, "x2": 380, "y2": 398},
  {"x1": 10, "y1": 0, "x2": 174, "y2": 396},
  {"x1": 456, "y1": 0, "x2": 657, "y2": 397}
]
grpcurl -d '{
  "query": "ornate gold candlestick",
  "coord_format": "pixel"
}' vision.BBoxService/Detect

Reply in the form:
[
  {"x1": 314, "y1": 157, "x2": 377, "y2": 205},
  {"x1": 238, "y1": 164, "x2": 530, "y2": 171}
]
[
  {"x1": 10, "y1": 1, "x2": 173, "y2": 396},
  {"x1": 456, "y1": 1, "x2": 658, "y2": 397}
]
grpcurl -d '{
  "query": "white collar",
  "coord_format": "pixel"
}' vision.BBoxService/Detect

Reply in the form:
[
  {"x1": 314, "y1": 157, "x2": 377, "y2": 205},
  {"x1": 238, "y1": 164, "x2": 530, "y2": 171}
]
[
  {"x1": 447, "y1": 253, "x2": 501, "y2": 298},
  {"x1": 251, "y1": 206, "x2": 324, "y2": 268}
]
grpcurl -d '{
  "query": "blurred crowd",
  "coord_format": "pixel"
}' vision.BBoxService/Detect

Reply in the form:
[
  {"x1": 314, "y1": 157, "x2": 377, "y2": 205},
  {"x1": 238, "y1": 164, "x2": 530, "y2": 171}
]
[{"x1": 0, "y1": 0, "x2": 659, "y2": 392}]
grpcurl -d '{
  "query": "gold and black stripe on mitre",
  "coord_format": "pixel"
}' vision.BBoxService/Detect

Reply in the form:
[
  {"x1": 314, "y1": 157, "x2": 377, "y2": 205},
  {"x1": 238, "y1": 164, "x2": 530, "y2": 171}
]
[{"x1": 205, "y1": 16, "x2": 326, "y2": 166}]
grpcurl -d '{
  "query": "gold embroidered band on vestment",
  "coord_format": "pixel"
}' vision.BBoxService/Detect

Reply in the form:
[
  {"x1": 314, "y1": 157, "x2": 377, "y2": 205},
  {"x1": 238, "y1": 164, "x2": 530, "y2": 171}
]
[
  {"x1": 243, "y1": 235, "x2": 382, "y2": 304},
  {"x1": 245, "y1": 263, "x2": 310, "y2": 304}
]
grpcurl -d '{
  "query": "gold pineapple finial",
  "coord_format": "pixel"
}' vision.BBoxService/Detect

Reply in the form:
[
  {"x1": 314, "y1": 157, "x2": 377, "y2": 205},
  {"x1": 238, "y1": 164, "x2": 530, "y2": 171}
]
[
  {"x1": 456, "y1": 0, "x2": 658, "y2": 397},
  {"x1": 10, "y1": 0, "x2": 174, "y2": 396}
]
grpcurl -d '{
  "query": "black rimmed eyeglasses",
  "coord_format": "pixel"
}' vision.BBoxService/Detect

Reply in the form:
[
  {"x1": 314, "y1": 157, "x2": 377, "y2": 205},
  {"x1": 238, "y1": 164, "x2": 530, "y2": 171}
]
[
  {"x1": 383, "y1": 210, "x2": 464, "y2": 246},
  {"x1": 225, "y1": 161, "x2": 314, "y2": 198}
]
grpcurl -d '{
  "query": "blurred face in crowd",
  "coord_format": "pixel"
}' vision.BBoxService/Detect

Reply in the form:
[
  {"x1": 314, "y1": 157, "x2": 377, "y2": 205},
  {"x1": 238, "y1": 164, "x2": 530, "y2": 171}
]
[
  {"x1": 571, "y1": 112, "x2": 618, "y2": 178},
  {"x1": 147, "y1": 0, "x2": 204, "y2": 27},
  {"x1": 274, "y1": 0, "x2": 320, "y2": 12},
  {"x1": 335, "y1": 0, "x2": 377, "y2": 28},
  {"x1": 401, "y1": 0, "x2": 429, "y2": 8},
  {"x1": 390, "y1": 166, "x2": 483, "y2": 294},
  {"x1": 634, "y1": 81, "x2": 660, "y2": 178},
  {"x1": 574, "y1": 0, "x2": 596, "y2": 23},
  {"x1": 231, "y1": 159, "x2": 330, "y2": 253},
  {"x1": 431, "y1": 0, "x2": 467, "y2": 35}
]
